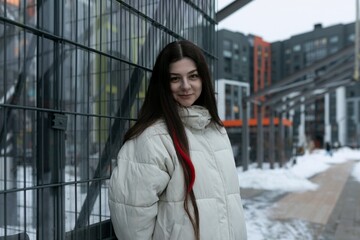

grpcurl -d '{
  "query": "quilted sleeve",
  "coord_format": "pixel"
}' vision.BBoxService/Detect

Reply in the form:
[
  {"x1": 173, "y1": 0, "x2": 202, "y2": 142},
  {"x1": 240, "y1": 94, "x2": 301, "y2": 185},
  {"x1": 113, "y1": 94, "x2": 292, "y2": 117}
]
[{"x1": 108, "y1": 134, "x2": 171, "y2": 240}]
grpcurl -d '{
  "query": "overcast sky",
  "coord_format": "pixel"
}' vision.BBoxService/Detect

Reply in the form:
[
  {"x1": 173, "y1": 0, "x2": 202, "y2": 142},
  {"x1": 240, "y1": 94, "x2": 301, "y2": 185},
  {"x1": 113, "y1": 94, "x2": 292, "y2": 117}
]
[{"x1": 217, "y1": 0, "x2": 356, "y2": 42}]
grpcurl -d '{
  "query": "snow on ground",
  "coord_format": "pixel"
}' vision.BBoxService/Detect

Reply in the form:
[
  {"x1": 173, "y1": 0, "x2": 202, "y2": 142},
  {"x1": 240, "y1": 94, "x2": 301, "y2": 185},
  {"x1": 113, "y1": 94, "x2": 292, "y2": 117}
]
[
  {"x1": 1, "y1": 147, "x2": 359, "y2": 239},
  {"x1": 242, "y1": 192, "x2": 317, "y2": 240},
  {"x1": 237, "y1": 166, "x2": 318, "y2": 192},
  {"x1": 237, "y1": 147, "x2": 360, "y2": 240},
  {"x1": 237, "y1": 147, "x2": 360, "y2": 191}
]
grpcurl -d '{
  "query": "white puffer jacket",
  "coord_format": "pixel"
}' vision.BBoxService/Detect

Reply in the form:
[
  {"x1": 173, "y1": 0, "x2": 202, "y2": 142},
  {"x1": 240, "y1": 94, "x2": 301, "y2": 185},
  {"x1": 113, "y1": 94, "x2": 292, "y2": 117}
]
[{"x1": 108, "y1": 106, "x2": 247, "y2": 240}]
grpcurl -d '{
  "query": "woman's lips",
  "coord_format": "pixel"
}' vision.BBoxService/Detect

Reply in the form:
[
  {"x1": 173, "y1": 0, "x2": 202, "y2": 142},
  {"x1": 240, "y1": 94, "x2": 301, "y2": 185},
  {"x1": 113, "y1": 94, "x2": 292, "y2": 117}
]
[{"x1": 179, "y1": 94, "x2": 192, "y2": 97}]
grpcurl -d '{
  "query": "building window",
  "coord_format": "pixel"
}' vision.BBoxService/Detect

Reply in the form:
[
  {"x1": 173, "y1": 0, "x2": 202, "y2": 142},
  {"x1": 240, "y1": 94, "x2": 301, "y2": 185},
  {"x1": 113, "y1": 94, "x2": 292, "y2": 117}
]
[
  {"x1": 329, "y1": 35, "x2": 339, "y2": 43},
  {"x1": 224, "y1": 57, "x2": 232, "y2": 73},
  {"x1": 347, "y1": 102, "x2": 354, "y2": 115},
  {"x1": 223, "y1": 50, "x2": 232, "y2": 57},
  {"x1": 304, "y1": 42, "x2": 312, "y2": 52},
  {"x1": 226, "y1": 99, "x2": 232, "y2": 119},
  {"x1": 224, "y1": 39, "x2": 231, "y2": 50},
  {"x1": 348, "y1": 33, "x2": 355, "y2": 42},
  {"x1": 233, "y1": 104, "x2": 240, "y2": 119},
  {"x1": 225, "y1": 84, "x2": 231, "y2": 95},
  {"x1": 293, "y1": 44, "x2": 301, "y2": 52},
  {"x1": 321, "y1": 38, "x2": 327, "y2": 45},
  {"x1": 234, "y1": 43, "x2": 240, "y2": 54}
]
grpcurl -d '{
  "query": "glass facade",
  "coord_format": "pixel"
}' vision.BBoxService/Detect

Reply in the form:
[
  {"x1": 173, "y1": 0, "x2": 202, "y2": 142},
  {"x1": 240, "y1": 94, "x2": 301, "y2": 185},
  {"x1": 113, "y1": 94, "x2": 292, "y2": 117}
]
[
  {"x1": 347, "y1": 98, "x2": 360, "y2": 148},
  {"x1": 0, "y1": 0, "x2": 216, "y2": 239},
  {"x1": 225, "y1": 84, "x2": 244, "y2": 120},
  {"x1": 216, "y1": 79, "x2": 249, "y2": 120}
]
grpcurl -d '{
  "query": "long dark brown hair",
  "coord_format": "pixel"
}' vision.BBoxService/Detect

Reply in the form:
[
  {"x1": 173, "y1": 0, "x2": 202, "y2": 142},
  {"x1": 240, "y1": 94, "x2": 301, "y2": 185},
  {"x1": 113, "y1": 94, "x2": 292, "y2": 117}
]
[{"x1": 123, "y1": 40, "x2": 223, "y2": 239}]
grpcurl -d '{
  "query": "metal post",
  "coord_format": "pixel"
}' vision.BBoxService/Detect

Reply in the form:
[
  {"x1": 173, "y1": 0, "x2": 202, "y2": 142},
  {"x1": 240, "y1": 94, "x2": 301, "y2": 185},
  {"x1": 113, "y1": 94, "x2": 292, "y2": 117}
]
[
  {"x1": 36, "y1": 1, "x2": 65, "y2": 239},
  {"x1": 256, "y1": 104, "x2": 263, "y2": 168},
  {"x1": 269, "y1": 109, "x2": 275, "y2": 169},
  {"x1": 242, "y1": 99, "x2": 249, "y2": 171},
  {"x1": 216, "y1": 0, "x2": 253, "y2": 22},
  {"x1": 279, "y1": 112, "x2": 285, "y2": 167}
]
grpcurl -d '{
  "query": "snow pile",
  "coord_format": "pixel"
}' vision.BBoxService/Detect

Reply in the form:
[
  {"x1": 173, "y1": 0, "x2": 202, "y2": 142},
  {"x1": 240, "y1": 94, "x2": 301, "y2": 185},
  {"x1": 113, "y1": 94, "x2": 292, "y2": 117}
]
[{"x1": 237, "y1": 147, "x2": 360, "y2": 192}]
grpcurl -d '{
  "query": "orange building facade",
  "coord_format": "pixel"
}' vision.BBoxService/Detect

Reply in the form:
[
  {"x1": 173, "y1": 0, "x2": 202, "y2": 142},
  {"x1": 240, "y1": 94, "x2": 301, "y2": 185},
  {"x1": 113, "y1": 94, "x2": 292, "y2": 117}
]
[{"x1": 252, "y1": 36, "x2": 272, "y2": 119}]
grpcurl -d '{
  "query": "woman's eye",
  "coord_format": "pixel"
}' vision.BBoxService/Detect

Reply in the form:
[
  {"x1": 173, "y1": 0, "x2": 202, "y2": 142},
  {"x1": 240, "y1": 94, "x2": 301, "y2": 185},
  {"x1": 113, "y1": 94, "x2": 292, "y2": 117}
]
[
  {"x1": 170, "y1": 77, "x2": 180, "y2": 82},
  {"x1": 189, "y1": 74, "x2": 199, "y2": 79}
]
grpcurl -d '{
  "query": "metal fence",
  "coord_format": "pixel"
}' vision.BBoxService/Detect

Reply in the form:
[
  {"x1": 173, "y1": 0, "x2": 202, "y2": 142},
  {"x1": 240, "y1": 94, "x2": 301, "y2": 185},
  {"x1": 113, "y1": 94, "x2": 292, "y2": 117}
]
[{"x1": 0, "y1": 0, "x2": 216, "y2": 239}]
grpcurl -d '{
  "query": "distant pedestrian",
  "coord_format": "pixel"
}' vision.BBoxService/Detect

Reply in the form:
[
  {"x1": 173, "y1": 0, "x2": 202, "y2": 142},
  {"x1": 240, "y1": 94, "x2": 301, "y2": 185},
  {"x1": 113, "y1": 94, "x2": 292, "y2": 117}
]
[
  {"x1": 108, "y1": 40, "x2": 247, "y2": 240},
  {"x1": 325, "y1": 142, "x2": 332, "y2": 157}
]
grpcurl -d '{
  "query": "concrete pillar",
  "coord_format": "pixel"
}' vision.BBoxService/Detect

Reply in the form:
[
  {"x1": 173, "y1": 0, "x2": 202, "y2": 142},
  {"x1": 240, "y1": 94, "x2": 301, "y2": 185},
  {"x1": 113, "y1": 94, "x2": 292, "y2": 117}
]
[
  {"x1": 299, "y1": 97, "x2": 306, "y2": 148},
  {"x1": 324, "y1": 93, "x2": 331, "y2": 143},
  {"x1": 336, "y1": 87, "x2": 347, "y2": 146}
]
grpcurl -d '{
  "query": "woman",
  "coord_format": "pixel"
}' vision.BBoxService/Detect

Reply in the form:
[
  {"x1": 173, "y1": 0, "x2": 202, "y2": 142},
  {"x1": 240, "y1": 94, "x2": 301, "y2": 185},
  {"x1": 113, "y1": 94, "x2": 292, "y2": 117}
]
[{"x1": 108, "y1": 40, "x2": 247, "y2": 240}]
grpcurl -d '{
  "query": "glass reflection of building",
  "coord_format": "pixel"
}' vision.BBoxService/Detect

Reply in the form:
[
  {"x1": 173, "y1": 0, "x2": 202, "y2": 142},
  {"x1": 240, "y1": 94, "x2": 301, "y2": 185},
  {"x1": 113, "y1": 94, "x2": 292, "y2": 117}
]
[
  {"x1": 0, "y1": 1, "x2": 216, "y2": 239},
  {"x1": 217, "y1": 79, "x2": 250, "y2": 120}
]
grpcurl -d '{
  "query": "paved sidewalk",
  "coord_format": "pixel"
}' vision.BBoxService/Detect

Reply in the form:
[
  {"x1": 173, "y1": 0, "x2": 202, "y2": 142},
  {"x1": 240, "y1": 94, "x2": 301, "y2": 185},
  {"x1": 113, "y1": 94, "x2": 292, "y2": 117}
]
[
  {"x1": 271, "y1": 160, "x2": 360, "y2": 239},
  {"x1": 319, "y1": 169, "x2": 360, "y2": 240},
  {"x1": 270, "y1": 161, "x2": 354, "y2": 225},
  {"x1": 240, "y1": 160, "x2": 360, "y2": 239}
]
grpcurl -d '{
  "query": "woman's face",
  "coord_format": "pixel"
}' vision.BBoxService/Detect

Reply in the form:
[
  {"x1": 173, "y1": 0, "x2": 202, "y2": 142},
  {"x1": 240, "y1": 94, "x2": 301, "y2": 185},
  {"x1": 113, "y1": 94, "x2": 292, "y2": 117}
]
[{"x1": 169, "y1": 57, "x2": 202, "y2": 107}]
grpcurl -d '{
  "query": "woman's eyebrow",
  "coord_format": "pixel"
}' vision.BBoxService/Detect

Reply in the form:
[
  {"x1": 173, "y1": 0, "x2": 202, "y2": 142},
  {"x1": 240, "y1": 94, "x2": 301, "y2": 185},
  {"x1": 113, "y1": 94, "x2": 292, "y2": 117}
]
[{"x1": 170, "y1": 69, "x2": 198, "y2": 75}]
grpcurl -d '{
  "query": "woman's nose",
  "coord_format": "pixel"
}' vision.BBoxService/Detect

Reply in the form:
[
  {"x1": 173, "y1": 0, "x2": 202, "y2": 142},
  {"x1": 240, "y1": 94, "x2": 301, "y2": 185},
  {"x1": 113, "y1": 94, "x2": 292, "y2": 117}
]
[{"x1": 181, "y1": 78, "x2": 191, "y2": 90}]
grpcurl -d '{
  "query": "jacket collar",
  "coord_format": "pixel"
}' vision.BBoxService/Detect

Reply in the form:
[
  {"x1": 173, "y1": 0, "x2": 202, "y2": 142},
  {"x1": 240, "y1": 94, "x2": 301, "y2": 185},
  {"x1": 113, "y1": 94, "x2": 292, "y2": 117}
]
[{"x1": 178, "y1": 105, "x2": 211, "y2": 130}]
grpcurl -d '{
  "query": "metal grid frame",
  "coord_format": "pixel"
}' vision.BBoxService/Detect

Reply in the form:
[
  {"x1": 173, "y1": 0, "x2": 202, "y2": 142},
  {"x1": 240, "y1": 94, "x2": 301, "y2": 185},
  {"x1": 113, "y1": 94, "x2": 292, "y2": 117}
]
[{"x1": 0, "y1": 1, "x2": 216, "y2": 239}]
